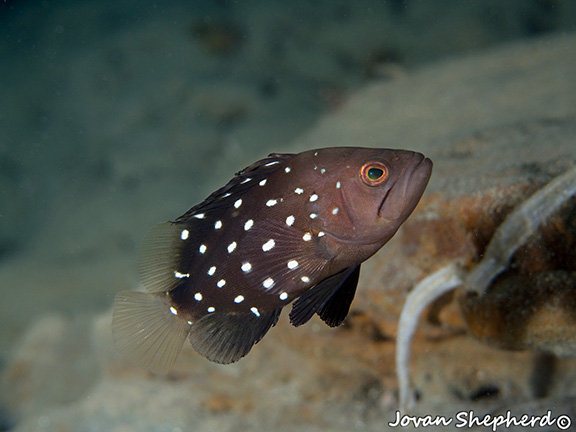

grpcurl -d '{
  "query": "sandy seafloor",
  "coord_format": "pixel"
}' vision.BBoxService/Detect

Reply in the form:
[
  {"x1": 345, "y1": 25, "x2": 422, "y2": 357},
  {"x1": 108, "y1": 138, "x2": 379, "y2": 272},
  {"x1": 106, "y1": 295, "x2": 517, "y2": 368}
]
[{"x1": 1, "y1": 1, "x2": 576, "y2": 431}]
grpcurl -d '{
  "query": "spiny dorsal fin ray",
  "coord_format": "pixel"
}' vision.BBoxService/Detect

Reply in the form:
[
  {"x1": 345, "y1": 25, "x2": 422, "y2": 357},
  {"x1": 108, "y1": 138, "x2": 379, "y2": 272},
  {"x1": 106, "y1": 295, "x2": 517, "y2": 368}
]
[
  {"x1": 112, "y1": 291, "x2": 191, "y2": 374},
  {"x1": 289, "y1": 265, "x2": 359, "y2": 327},
  {"x1": 175, "y1": 153, "x2": 296, "y2": 222},
  {"x1": 317, "y1": 265, "x2": 360, "y2": 327},
  {"x1": 188, "y1": 308, "x2": 281, "y2": 364}
]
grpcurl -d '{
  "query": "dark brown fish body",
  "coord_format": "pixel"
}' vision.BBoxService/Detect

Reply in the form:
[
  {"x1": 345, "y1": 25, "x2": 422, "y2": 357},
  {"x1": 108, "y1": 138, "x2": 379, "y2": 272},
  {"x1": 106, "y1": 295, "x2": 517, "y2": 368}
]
[{"x1": 113, "y1": 147, "x2": 432, "y2": 372}]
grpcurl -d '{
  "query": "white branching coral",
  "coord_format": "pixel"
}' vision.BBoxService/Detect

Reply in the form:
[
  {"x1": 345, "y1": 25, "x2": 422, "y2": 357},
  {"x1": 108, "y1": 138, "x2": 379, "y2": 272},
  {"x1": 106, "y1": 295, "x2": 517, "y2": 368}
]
[{"x1": 396, "y1": 165, "x2": 576, "y2": 412}]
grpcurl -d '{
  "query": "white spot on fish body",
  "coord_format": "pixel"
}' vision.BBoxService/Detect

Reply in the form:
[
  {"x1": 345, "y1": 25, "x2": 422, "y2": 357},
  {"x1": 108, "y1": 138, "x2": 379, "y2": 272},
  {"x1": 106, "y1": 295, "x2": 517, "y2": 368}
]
[
  {"x1": 194, "y1": 292, "x2": 203, "y2": 301},
  {"x1": 318, "y1": 231, "x2": 325, "y2": 237},
  {"x1": 188, "y1": 321, "x2": 193, "y2": 325},
  {"x1": 314, "y1": 151, "x2": 318, "y2": 156},
  {"x1": 320, "y1": 168, "x2": 326, "y2": 174},
  {"x1": 310, "y1": 213, "x2": 318, "y2": 219},
  {"x1": 244, "y1": 219, "x2": 254, "y2": 231},
  {"x1": 309, "y1": 194, "x2": 318, "y2": 202},
  {"x1": 214, "y1": 220, "x2": 223, "y2": 229},
  {"x1": 284, "y1": 167, "x2": 291, "y2": 173},
  {"x1": 234, "y1": 295, "x2": 244, "y2": 303},
  {"x1": 266, "y1": 199, "x2": 278, "y2": 207},
  {"x1": 193, "y1": 213, "x2": 205, "y2": 219},
  {"x1": 241, "y1": 262, "x2": 252, "y2": 273},
  {"x1": 294, "y1": 187, "x2": 304, "y2": 194},
  {"x1": 170, "y1": 307, "x2": 178, "y2": 315},
  {"x1": 279, "y1": 292, "x2": 288, "y2": 301},
  {"x1": 302, "y1": 232, "x2": 312, "y2": 241},
  {"x1": 301, "y1": 276, "x2": 310, "y2": 283},
  {"x1": 217, "y1": 279, "x2": 226, "y2": 288},
  {"x1": 287, "y1": 260, "x2": 298, "y2": 269},
  {"x1": 181, "y1": 230, "x2": 189, "y2": 240},
  {"x1": 336, "y1": 181, "x2": 341, "y2": 189},
  {"x1": 251, "y1": 307, "x2": 260, "y2": 317},
  {"x1": 259, "y1": 179, "x2": 267, "y2": 186},
  {"x1": 234, "y1": 199, "x2": 243, "y2": 208},
  {"x1": 227, "y1": 242, "x2": 237, "y2": 253},
  {"x1": 207, "y1": 307, "x2": 215, "y2": 313},
  {"x1": 262, "y1": 239, "x2": 275, "y2": 252},
  {"x1": 263, "y1": 278, "x2": 275, "y2": 289},
  {"x1": 208, "y1": 266, "x2": 216, "y2": 276},
  {"x1": 332, "y1": 207, "x2": 339, "y2": 215},
  {"x1": 174, "y1": 271, "x2": 189, "y2": 279},
  {"x1": 199, "y1": 244, "x2": 207, "y2": 254},
  {"x1": 286, "y1": 215, "x2": 295, "y2": 226}
]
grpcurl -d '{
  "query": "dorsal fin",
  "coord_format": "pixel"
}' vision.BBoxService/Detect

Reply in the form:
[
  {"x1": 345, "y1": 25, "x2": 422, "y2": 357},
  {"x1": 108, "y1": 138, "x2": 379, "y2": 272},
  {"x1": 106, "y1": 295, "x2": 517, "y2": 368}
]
[{"x1": 175, "y1": 153, "x2": 295, "y2": 222}]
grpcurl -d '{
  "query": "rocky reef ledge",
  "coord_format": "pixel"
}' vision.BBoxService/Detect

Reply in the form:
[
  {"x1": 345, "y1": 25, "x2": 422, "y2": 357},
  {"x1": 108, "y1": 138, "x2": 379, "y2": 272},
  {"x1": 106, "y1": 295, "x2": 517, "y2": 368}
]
[{"x1": 2, "y1": 32, "x2": 576, "y2": 432}]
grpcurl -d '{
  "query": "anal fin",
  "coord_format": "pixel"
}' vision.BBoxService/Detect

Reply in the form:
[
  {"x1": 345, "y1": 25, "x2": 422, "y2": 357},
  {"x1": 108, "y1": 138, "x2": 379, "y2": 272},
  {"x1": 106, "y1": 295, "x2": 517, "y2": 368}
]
[
  {"x1": 188, "y1": 309, "x2": 280, "y2": 364},
  {"x1": 289, "y1": 265, "x2": 360, "y2": 327},
  {"x1": 112, "y1": 291, "x2": 191, "y2": 374}
]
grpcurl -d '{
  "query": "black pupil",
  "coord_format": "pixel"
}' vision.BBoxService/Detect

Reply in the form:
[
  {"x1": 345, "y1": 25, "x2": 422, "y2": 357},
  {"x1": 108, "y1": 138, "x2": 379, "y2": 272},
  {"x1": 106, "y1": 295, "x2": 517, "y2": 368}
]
[{"x1": 367, "y1": 167, "x2": 384, "y2": 181}]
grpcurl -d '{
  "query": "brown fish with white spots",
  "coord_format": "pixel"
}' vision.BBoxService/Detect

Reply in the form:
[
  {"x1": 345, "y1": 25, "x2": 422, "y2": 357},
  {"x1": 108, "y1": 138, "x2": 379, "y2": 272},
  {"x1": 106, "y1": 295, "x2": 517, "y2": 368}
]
[{"x1": 112, "y1": 147, "x2": 432, "y2": 372}]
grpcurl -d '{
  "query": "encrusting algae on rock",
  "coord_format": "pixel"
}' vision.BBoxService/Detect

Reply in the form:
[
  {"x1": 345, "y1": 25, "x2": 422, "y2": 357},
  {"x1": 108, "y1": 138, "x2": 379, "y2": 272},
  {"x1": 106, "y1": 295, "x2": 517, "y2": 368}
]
[{"x1": 397, "y1": 165, "x2": 576, "y2": 411}]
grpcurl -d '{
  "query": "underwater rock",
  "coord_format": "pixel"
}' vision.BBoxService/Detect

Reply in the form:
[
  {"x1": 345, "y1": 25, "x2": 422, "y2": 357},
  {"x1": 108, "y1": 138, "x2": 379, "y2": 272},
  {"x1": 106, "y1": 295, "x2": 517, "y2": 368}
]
[
  {"x1": 3, "y1": 32, "x2": 576, "y2": 432},
  {"x1": 353, "y1": 119, "x2": 576, "y2": 333},
  {"x1": 292, "y1": 32, "x2": 576, "y2": 416},
  {"x1": 0, "y1": 315, "x2": 101, "y2": 422},
  {"x1": 460, "y1": 270, "x2": 576, "y2": 356},
  {"x1": 395, "y1": 164, "x2": 576, "y2": 410}
]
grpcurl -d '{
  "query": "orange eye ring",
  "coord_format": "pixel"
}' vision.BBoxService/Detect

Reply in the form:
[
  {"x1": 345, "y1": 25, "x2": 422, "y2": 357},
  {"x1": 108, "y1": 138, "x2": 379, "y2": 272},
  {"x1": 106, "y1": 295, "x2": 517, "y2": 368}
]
[{"x1": 360, "y1": 161, "x2": 388, "y2": 186}]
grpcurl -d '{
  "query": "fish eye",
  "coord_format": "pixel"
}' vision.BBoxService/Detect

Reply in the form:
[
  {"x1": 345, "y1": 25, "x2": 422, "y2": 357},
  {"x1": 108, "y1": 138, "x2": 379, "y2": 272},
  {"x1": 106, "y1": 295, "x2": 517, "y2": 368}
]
[{"x1": 360, "y1": 162, "x2": 388, "y2": 186}]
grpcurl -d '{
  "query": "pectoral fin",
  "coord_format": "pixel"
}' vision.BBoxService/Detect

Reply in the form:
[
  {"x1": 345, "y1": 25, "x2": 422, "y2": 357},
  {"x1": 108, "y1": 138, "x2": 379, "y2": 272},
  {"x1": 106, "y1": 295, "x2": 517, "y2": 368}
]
[{"x1": 289, "y1": 265, "x2": 360, "y2": 327}]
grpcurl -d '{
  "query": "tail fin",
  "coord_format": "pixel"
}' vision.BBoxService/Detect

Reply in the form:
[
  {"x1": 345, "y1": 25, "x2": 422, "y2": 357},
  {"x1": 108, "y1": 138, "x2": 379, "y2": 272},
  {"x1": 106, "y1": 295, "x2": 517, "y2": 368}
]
[{"x1": 112, "y1": 291, "x2": 191, "y2": 374}]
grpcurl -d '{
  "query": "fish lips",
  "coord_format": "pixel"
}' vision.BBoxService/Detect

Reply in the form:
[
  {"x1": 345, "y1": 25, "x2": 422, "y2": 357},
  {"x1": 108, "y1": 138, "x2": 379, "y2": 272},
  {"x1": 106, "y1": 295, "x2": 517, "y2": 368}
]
[{"x1": 377, "y1": 153, "x2": 433, "y2": 222}]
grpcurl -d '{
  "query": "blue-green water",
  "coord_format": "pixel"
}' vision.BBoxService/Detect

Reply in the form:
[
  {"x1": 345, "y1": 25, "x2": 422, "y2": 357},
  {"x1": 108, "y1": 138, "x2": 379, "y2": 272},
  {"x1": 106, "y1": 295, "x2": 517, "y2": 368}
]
[{"x1": 1, "y1": 1, "x2": 575, "y2": 431}]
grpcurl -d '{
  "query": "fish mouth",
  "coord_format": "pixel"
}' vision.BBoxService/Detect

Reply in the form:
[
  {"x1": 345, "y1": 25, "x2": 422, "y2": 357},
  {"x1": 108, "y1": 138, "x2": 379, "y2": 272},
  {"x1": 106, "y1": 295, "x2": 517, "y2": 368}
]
[{"x1": 377, "y1": 153, "x2": 432, "y2": 221}]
